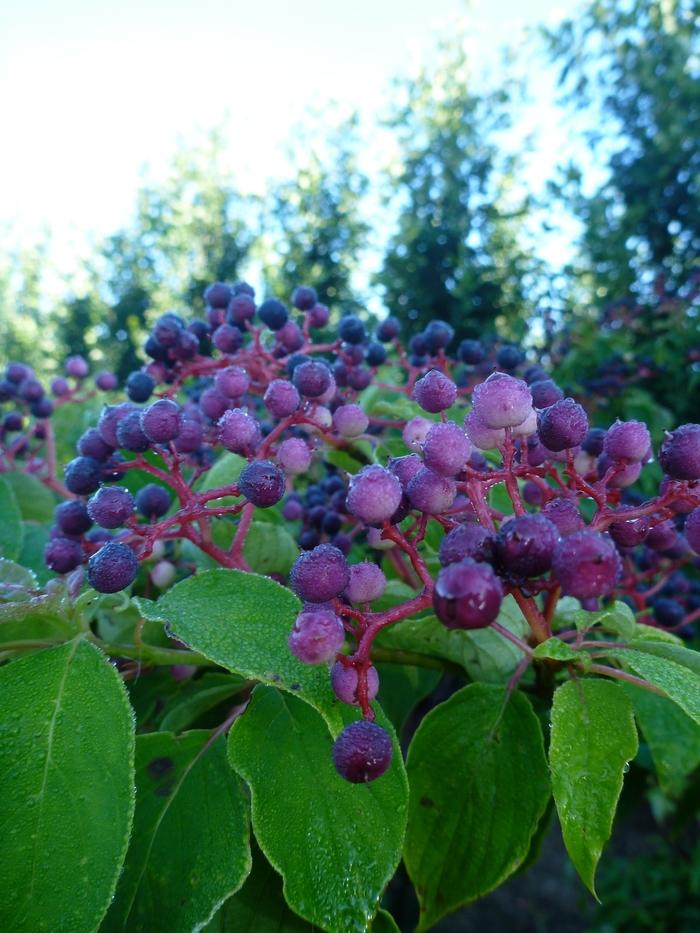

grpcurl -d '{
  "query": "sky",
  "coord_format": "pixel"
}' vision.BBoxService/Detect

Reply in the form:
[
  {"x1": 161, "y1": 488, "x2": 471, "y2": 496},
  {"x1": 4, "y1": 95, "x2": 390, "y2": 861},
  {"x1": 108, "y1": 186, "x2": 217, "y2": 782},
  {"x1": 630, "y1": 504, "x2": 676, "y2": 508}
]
[{"x1": 0, "y1": 0, "x2": 584, "y2": 283}]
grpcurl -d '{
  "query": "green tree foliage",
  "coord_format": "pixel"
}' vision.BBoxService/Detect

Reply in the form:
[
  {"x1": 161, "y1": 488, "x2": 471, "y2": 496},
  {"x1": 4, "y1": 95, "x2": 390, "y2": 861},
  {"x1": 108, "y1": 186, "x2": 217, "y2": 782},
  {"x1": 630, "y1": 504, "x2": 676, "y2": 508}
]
[
  {"x1": 544, "y1": 0, "x2": 700, "y2": 299},
  {"x1": 375, "y1": 41, "x2": 535, "y2": 342},
  {"x1": 0, "y1": 243, "x2": 54, "y2": 375},
  {"x1": 261, "y1": 114, "x2": 370, "y2": 315}
]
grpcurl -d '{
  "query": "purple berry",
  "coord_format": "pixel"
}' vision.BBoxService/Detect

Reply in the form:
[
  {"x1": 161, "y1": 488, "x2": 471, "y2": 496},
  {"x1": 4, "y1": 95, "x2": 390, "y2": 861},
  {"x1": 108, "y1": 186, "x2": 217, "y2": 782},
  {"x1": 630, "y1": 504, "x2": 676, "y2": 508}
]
[
  {"x1": 116, "y1": 411, "x2": 151, "y2": 452},
  {"x1": 388, "y1": 454, "x2": 424, "y2": 489},
  {"x1": 464, "y1": 409, "x2": 506, "y2": 449},
  {"x1": 227, "y1": 293, "x2": 256, "y2": 326},
  {"x1": 95, "y1": 371, "x2": 118, "y2": 391},
  {"x1": 258, "y1": 299, "x2": 288, "y2": 331},
  {"x1": 439, "y1": 523, "x2": 494, "y2": 566},
  {"x1": 125, "y1": 371, "x2": 155, "y2": 403},
  {"x1": 338, "y1": 316, "x2": 366, "y2": 345},
  {"x1": 277, "y1": 438, "x2": 312, "y2": 475},
  {"x1": 87, "y1": 541, "x2": 138, "y2": 593},
  {"x1": 608, "y1": 509, "x2": 650, "y2": 548},
  {"x1": 215, "y1": 366, "x2": 250, "y2": 398},
  {"x1": 289, "y1": 544, "x2": 350, "y2": 603},
  {"x1": 530, "y1": 379, "x2": 564, "y2": 409},
  {"x1": 603, "y1": 420, "x2": 651, "y2": 462},
  {"x1": 44, "y1": 537, "x2": 84, "y2": 574},
  {"x1": 51, "y1": 377, "x2": 70, "y2": 397},
  {"x1": 239, "y1": 460, "x2": 285, "y2": 507},
  {"x1": 537, "y1": 398, "x2": 588, "y2": 452},
  {"x1": 646, "y1": 519, "x2": 678, "y2": 552},
  {"x1": 471, "y1": 373, "x2": 532, "y2": 429},
  {"x1": 542, "y1": 498, "x2": 585, "y2": 536},
  {"x1": 135, "y1": 484, "x2": 172, "y2": 520},
  {"x1": 376, "y1": 316, "x2": 401, "y2": 342},
  {"x1": 140, "y1": 399, "x2": 183, "y2": 444},
  {"x1": 292, "y1": 285, "x2": 317, "y2": 311},
  {"x1": 423, "y1": 421, "x2": 471, "y2": 476},
  {"x1": 597, "y1": 454, "x2": 642, "y2": 488},
  {"x1": 288, "y1": 606, "x2": 345, "y2": 663},
  {"x1": 433, "y1": 558, "x2": 503, "y2": 629},
  {"x1": 346, "y1": 465, "x2": 403, "y2": 526},
  {"x1": 218, "y1": 409, "x2": 261, "y2": 454},
  {"x1": 278, "y1": 321, "x2": 304, "y2": 352},
  {"x1": 213, "y1": 323, "x2": 243, "y2": 354},
  {"x1": 332, "y1": 721, "x2": 393, "y2": 783},
  {"x1": 403, "y1": 416, "x2": 433, "y2": 451},
  {"x1": 55, "y1": 500, "x2": 93, "y2": 536},
  {"x1": 413, "y1": 369, "x2": 457, "y2": 413},
  {"x1": 199, "y1": 387, "x2": 231, "y2": 421},
  {"x1": 685, "y1": 507, "x2": 700, "y2": 554},
  {"x1": 174, "y1": 418, "x2": 204, "y2": 453},
  {"x1": 263, "y1": 379, "x2": 301, "y2": 419},
  {"x1": 345, "y1": 562, "x2": 386, "y2": 603},
  {"x1": 495, "y1": 514, "x2": 560, "y2": 577},
  {"x1": 282, "y1": 497, "x2": 304, "y2": 521},
  {"x1": 333, "y1": 404, "x2": 369, "y2": 438},
  {"x1": 406, "y1": 468, "x2": 456, "y2": 515},
  {"x1": 87, "y1": 486, "x2": 136, "y2": 529},
  {"x1": 204, "y1": 282, "x2": 233, "y2": 309},
  {"x1": 331, "y1": 662, "x2": 380, "y2": 705},
  {"x1": 65, "y1": 355, "x2": 89, "y2": 378},
  {"x1": 552, "y1": 530, "x2": 621, "y2": 599},
  {"x1": 64, "y1": 456, "x2": 103, "y2": 495},
  {"x1": 97, "y1": 403, "x2": 136, "y2": 447},
  {"x1": 293, "y1": 360, "x2": 331, "y2": 398},
  {"x1": 659, "y1": 425, "x2": 700, "y2": 480},
  {"x1": 308, "y1": 303, "x2": 330, "y2": 328},
  {"x1": 18, "y1": 378, "x2": 45, "y2": 402}
]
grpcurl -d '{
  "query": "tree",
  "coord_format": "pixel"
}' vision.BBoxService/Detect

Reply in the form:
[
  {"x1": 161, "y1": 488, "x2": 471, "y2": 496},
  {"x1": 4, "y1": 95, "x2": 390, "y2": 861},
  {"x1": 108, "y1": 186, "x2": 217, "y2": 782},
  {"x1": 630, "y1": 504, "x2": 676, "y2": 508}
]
[
  {"x1": 0, "y1": 241, "x2": 54, "y2": 375},
  {"x1": 544, "y1": 0, "x2": 700, "y2": 299},
  {"x1": 375, "y1": 40, "x2": 536, "y2": 343}
]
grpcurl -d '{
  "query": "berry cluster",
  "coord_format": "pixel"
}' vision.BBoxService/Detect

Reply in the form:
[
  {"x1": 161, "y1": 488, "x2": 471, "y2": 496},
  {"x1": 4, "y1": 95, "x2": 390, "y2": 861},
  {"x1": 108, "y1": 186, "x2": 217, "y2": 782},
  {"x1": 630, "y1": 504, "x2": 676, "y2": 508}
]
[{"x1": 4, "y1": 279, "x2": 700, "y2": 784}]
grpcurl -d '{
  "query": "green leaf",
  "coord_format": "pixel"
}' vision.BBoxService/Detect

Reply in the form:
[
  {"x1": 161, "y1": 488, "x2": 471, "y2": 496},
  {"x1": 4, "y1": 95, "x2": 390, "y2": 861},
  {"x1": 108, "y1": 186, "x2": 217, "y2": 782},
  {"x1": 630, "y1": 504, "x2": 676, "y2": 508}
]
[
  {"x1": 404, "y1": 684, "x2": 550, "y2": 930},
  {"x1": 160, "y1": 674, "x2": 248, "y2": 733},
  {"x1": 624, "y1": 638, "x2": 700, "y2": 675},
  {"x1": 0, "y1": 639, "x2": 135, "y2": 932},
  {"x1": 605, "y1": 649, "x2": 700, "y2": 725},
  {"x1": 0, "y1": 473, "x2": 23, "y2": 561},
  {"x1": 3, "y1": 471, "x2": 56, "y2": 522},
  {"x1": 136, "y1": 569, "x2": 344, "y2": 731},
  {"x1": 596, "y1": 601, "x2": 637, "y2": 640},
  {"x1": 371, "y1": 909, "x2": 400, "y2": 932},
  {"x1": 227, "y1": 687, "x2": 408, "y2": 932},
  {"x1": 0, "y1": 557, "x2": 37, "y2": 602},
  {"x1": 203, "y1": 845, "x2": 316, "y2": 932},
  {"x1": 103, "y1": 730, "x2": 250, "y2": 933},
  {"x1": 623, "y1": 684, "x2": 700, "y2": 798},
  {"x1": 532, "y1": 637, "x2": 581, "y2": 662},
  {"x1": 18, "y1": 523, "x2": 53, "y2": 584},
  {"x1": 197, "y1": 452, "x2": 247, "y2": 500},
  {"x1": 375, "y1": 663, "x2": 441, "y2": 733},
  {"x1": 549, "y1": 679, "x2": 638, "y2": 897},
  {"x1": 243, "y1": 522, "x2": 298, "y2": 575}
]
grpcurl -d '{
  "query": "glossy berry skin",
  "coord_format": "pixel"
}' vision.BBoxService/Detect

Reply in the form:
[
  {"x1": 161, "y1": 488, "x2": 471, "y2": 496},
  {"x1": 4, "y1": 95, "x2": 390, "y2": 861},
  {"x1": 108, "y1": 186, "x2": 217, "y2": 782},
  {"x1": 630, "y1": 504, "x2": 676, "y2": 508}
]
[
  {"x1": 537, "y1": 398, "x2": 589, "y2": 452},
  {"x1": 116, "y1": 411, "x2": 151, "y2": 452},
  {"x1": 97, "y1": 403, "x2": 136, "y2": 447},
  {"x1": 293, "y1": 360, "x2": 331, "y2": 398},
  {"x1": 125, "y1": 371, "x2": 155, "y2": 403},
  {"x1": 346, "y1": 465, "x2": 403, "y2": 526},
  {"x1": 287, "y1": 607, "x2": 345, "y2": 663},
  {"x1": 263, "y1": 379, "x2": 300, "y2": 418},
  {"x1": 495, "y1": 515, "x2": 560, "y2": 577},
  {"x1": 215, "y1": 366, "x2": 250, "y2": 398},
  {"x1": 471, "y1": 373, "x2": 532, "y2": 429},
  {"x1": 542, "y1": 498, "x2": 585, "y2": 536},
  {"x1": 292, "y1": 285, "x2": 317, "y2": 311},
  {"x1": 135, "y1": 484, "x2": 172, "y2": 520},
  {"x1": 87, "y1": 541, "x2": 138, "y2": 593},
  {"x1": 218, "y1": 409, "x2": 261, "y2": 454},
  {"x1": 55, "y1": 500, "x2": 93, "y2": 536},
  {"x1": 423, "y1": 421, "x2": 471, "y2": 476},
  {"x1": 140, "y1": 399, "x2": 183, "y2": 444},
  {"x1": 332, "y1": 721, "x2": 393, "y2": 783},
  {"x1": 406, "y1": 468, "x2": 456, "y2": 515},
  {"x1": 603, "y1": 420, "x2": 651, "y2": 462},
  {"x1": 289, "y1": 544, "x2": 350, "y2": 603},
  {"x1": 345, "y1": 562, "x2": 386, "y2": 603},
  {"x1": 258, "y1": 299, "x2": 288, "y2": 331},
  {"x1": 685, "y1": 507, "x2": 700, "y2": 554},
  {"x1": 552, "y1": 530, "x2": 621, "y2": 599},
  {"x1": 433, "y1": 558, "x2": 503, "y2": 630},
  {"x1": 338, "y1": 315, "x2": 366, "y2": 345},
  {"x1": 608, "y1": 509, "x2": 650, "y2": 548},
  {"x1": 439, "y1": 523, "x2": 494, "y2": 566},
  {"x1": 87, "y1": 486, "x2": 136, "y2": 529},
  {"x1": 413, "y1": 370, "x2": 457, "y2": 413},
  {"x1": 64, "y1": 457, "x2": 103, "y2": 495},
  {"x1": 44, "y1": 537, "x2": 84, "y2": 574},
  {"x1": 239, "y1": 460, "x2": 285, "y2": 507},
  {"x1": 646, "y1": 520, "x2": 678, "y2": 552},
  {"x1": 659, "y1": 424, "x2": 700, "y2": 480},
  {"x1": 331, "y1": 662, "x2": 380, "y2": 705}
]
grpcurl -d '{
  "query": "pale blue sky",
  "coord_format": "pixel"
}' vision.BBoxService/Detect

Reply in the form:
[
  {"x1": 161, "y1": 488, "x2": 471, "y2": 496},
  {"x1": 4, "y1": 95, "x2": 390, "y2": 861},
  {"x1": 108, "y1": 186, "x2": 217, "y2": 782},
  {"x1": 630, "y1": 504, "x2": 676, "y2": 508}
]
[{"x1": 0, "y1": 0, "x2": 584, "y2": 281}]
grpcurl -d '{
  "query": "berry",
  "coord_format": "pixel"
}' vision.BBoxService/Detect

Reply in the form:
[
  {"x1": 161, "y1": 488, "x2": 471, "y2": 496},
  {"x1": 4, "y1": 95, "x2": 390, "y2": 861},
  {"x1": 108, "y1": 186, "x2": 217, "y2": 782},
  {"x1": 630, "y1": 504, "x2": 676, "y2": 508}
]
[
  {"x1": 213, "y1": 323, "x2": 243, "y2": 354},
  {"x1": 97, "y1": 403, "x2": 136, "y2": 447},
  {"x1": 227, "y1": 293, "x2": 256, "y2": 325},
  {"x1": 333, "y1": 404, "x2": 369, "y2": 438},
  {"x1": 87, "y1": 486, "x2": 136, "y2": 529},
  {"x1": 406, "y1": 468, "x2": 456, "y2": 514},
  {"x1": 413, "y1": 370, "x2": 457, "y2": 413},
  {"x1": 55, "y1": 500, "x2": 93, "y2": 536},
  {"x1": 277, "y1": 438, "x2": 312, "y2": 475},
  {"x1": 646, "y1": 519, "x2": 678, "y2": 552},
  {"x1": 283, "y1": 497, "x2": 304, "y2": 521},
  {"x1": 582, "y1": 428, "x2": 607, "y2": 456},
  {"x1": 87, "y1": 541, "x2": 138, "y2": 593},
  {"x1": 125, "y1": 371, "x2": 155, "y2": 403},
  {"x1": 258, "y1": 299, "x2": 288, "y2": 331},
  {"x1": 652, "y1": 598, "x2": 685, "y2": 628},
  {"x1": 278, "y1": 321, "x2": 304, "y2": 352},
  {"x1": 472, "y1": 373, "x2": 532, "y2": 429},
  {"x1": 331, "y1": 663, "x2": 380, "y2": 705},
  {"x1": 685, "y1": 507, "x2": 700, "y2": 554},
  {"x1": 140, "y1": 399, "x2": 183, "y2": 444},
  {"x1": 291, "y1": 285, "x2": 317, "y2": 311},
  {"x1": 215, "y1": 366, "x2": 250, "y2": 398},
  {"x1": 659, "y1": 424, "x2": 700, "y2": 480},
  {"x1": 174, "y1": 418, "x2": 203, "y2": 453},
  {"x1": 204, "y1": 282, "x2": 233, "y2": 309},
  {"x1": 218, "y1": 409, "x2": 261, "y2": 454},
  {"x1": 424, "y1": 320, "x2": 454, "y2": 353},
  {"x1": 64, "y1": 456, "x2": 103, "y2": 495},
  {"x1": 402, "y1": 416, "x2": 432, "y2": 451},
  {"x1": 31, "y1": 398, "x2": 54, "y2": 418},
  {"x1": 263, "y1": 379, "x2": 301, "y2": 419},
  {"x1": 346, "y1": 465, "x2": 403, "y2": 526},
  {"x1": 603, "y1": 420, "x2": 651, "y2": 462},
  {"x1": 332, "y1": 721, "x2": 393, "y2": 783},
  {"x1": 51, "y1": 377, "x2": 70, "y2": 397},
  {"x1": 116, "y1": 411, "x2": 151, "y2": 452},
  {"x1": 65, "y1": 355, "x2": 89, "y2": 378},
  {"x1": 423, "y1": 421, "x2": 471, "y2": 476},
  {"x1": 199, "y1": 387, "x2": 231, "y2": 421},
  {"x1": 433, "y1": 558, "x2": 503, "y2": 629},
  {"x1": 388, "y1": 454, "x2": 424, "y2": 489},
  {"x1": 537, "y1": 398, "x2": 588, "y2": 452},
  {"x1": 44, "y1": 537, "x2": 84, "y2": 574},
  {"x1": 366, "y1": 342, "x2": 387, "y2": 366},
  {"x1": 439, "y1": 523, "x2": 494, "y2": 566},
  {"x1": 376, "y1": 317, "x2": 401, "y2": 342},
  {"x1": 338, "y1": 316, "x2": 366, "y2": 345},
  {"x1": 288, "y1": 607, "x2": 345, "y2": 663},
  {"x1": 542, "y1": 498, "x2": 585, "y2": 536},
  {"x1": 95, "y1": 371, "x2": 118, "y2": 391},
  {"x1": 293, "y1": 360, "x2": 331, "y2": 398},
  {"x1": 494, "y1": 515, "x2": 560, "y2": 577},
  {"x1": 308, "y1": 303, "x2": 330, "y2": 328},
  {"x1": 77, "y1": 428, "x2": 113, "y2": 461},
  {"x1": 458, "y1": 339, "x2": 485, "y2": 365},
  {"x1": 289, "y1": 544, "x2": 350, "y2": 603},
  {"x1": 464, "y1": 409, "x2": 505, "y2": 449},
  {"x1": 597, "y1": 454, "x2": 642, "y2": 488},
  {"x1": 18, "y1": 378, "x2": 45, "y2": 402},
  {"x1": 345, "y1": 562, "x2": 386, "y2": 603},
  {"x1": 239, "y1": 460, "x2": 285, "y2": 507},
  {"x1": 496, "y1": 345, "x2": 522, "y2": 371},
  {"x1": 552, "y1": 531, "x2": 621, "y2": 599},
  {"x1": 530, "y1": 380, "x2": 564, "y2": 409},
  {"x1": 135, "y1": 484, "x2": 172, "y2": 520}
]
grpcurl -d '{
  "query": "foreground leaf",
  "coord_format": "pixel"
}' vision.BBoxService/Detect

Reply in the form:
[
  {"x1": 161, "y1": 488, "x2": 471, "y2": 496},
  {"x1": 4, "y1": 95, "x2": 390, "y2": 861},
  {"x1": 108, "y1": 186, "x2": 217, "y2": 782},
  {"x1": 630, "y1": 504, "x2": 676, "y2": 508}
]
[
  {"x1": 404, "y1": 684, "x2": 550, "y2": 930},
  {"x1": 0, "y1": 474, "x2": 22, "y2": 561},
  {"x1": 228, "y1": 687, "x2": 408, "y2": 932},
  {"x1": 0, "y1": 640, "x2": 135, "y2": 932},
  {"x1": 606, "y1": 648, "x2": 700, "y2": 724},
  {"x1": 137, "y1": 569, "x2": 345, "y2": 730},
  {"x1": 549, "y1": 679, "x2": 638, "y2": 897},
  {"x1": 103, "y1": 730, "x2": 250, "y2": 932},
  {"x1": 3, "y1": 471, "x2": 56, "y2": 523}
]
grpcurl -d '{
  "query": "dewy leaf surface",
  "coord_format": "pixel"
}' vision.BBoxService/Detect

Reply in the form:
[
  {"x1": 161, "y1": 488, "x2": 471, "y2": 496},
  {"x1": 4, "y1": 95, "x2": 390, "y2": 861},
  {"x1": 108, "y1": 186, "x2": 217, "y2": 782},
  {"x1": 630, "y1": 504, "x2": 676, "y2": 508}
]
[
  {"x1": 103, "y1": 730, "x2": 250, "y2": 933},
  {"x1": 227, "y1": 686, "x2": 408, "y2": 933},
  {"x1": 137, "y1": 569, "x2": 344, "y2": 731},
  {"x1": 549, "y1": 679, "x2": 638, "y2": 897},
  {"x1": 404, "y1": 684, "x2": 550, "y2": 930},
  {"x1": 605, "y1": 648, "x2": 700, "y2": 724},
  {"x1": 0, "y1": 639, "x2": 135, "y2": 933}
]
